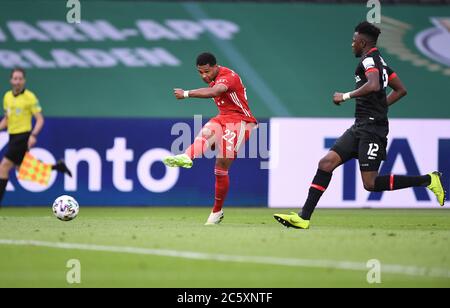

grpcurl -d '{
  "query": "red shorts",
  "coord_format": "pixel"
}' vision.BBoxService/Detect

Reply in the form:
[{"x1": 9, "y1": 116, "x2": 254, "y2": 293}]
[{"x1": 205, "y1": 115, "x2": 256, "y2": 159}]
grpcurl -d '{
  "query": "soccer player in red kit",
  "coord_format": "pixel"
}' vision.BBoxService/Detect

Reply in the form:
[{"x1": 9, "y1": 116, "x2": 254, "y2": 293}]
[{"x1": 163, "y1": 52, "x2": 257, "y2": 225}]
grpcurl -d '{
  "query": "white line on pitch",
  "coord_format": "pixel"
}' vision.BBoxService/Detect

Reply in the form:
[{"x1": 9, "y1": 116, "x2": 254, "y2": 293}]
[{"x1": 0, "y1": 239, "x2": 449, "y2": 279}]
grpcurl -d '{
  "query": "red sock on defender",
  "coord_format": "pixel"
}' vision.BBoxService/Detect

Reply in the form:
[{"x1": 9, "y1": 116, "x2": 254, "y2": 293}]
[
  {"x1": 213, "y1": 167, "x2": 229, "y2": 213},
  {"x1": 185, "y1": 137, "x2": 209, "y2": 160}
]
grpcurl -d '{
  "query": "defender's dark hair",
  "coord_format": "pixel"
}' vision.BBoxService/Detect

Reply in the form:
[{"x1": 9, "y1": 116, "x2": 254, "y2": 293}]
[
  {"x1": 196, "y1": 52, "x2": 217, "y2": 66},
  {"x1": 10, "y1": 67, "x2": 26, "y2": 78},
  {"x1": 355, "y1": 21, "x2": 381, "y2": 44}
]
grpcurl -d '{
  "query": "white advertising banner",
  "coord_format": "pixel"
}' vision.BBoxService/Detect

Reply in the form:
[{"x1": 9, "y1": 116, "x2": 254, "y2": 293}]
[{"x1": 269, "y1": 118, "x2": 450, "y2": 208}]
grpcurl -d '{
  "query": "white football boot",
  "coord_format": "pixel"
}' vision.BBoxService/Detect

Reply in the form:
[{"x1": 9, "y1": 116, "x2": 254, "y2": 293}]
[{"x1": 205, "y1": 210, "x2": 224, "y2": 225}]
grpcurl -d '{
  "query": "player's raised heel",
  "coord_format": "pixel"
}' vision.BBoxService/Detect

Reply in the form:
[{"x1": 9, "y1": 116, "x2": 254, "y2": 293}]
[
  {"x1": 427, "y1": 171, "x2": 446, "y2": 206},
  {"x1": 163, "y1": 154, "x2": 193, "y2": 169},
  {"x1": 273, "y1": 212, "x2": 310, "y2": 229}
]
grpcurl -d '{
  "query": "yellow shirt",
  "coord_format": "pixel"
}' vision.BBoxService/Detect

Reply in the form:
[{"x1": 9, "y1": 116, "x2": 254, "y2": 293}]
[{"x1": 3, "y1": 89, "x2": 42, "y2": 135}]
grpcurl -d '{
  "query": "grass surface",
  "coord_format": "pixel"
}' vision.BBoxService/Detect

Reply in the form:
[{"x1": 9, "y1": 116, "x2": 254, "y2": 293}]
[{"x1": 0, "y1": 207, "x2": 449, "y2": 288}]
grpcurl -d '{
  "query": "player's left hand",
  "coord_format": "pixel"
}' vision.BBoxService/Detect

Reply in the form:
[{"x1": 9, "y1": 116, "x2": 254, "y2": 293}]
[
  {"x1": 174, "y1": 88, "x2": 185, "y2": 100},
  {"x1": 28, "y1": 135, "x2": 37, "y2": 149},
  {"x1": 333, "y1": 92, "x2": 344, "y2": 105}
]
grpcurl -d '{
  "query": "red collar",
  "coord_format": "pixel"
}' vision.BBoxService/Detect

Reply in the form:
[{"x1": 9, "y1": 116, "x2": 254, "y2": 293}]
[{"x1": 367, "y1": 47, "x2": 378, "y2": 55}]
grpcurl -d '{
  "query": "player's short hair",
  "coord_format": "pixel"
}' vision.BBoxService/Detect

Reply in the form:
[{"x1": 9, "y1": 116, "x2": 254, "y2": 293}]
[
  {"x1": 355, "y1": 21, "x2": 381, "y2": 44},
  {"x1": 196, "y1": 52, "x2": 217, "y2": 66},
  {"x1": 10, "y1": 67, "x2": 26, "y2": 78}
]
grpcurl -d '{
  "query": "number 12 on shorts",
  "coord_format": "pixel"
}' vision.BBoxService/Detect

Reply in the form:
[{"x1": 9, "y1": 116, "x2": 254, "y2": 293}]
[{"x1": 367, "y1": 143, "x2": 379, "y2": 160}]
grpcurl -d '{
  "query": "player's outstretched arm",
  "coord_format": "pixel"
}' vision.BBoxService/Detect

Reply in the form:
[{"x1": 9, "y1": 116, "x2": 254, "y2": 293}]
[
  {"x1": 387, "y1": 74, "x2": 407, "y2": 106},
  {"x1": 333, "y1": 70, "x2": 380, "y2": 105},
  {"x1": 174, "y1": 84, "x2": 227, "y2": 100}
]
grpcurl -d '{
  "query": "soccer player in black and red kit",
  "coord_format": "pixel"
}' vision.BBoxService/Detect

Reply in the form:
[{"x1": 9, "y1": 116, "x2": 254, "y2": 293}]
[{"x1": 274, "y1": 22, "x2": 446, "y2": 229}]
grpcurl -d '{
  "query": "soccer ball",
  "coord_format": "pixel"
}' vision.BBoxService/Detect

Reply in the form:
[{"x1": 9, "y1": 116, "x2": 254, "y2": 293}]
[{"x1": 53, "y1": 195, "x2": 79, "y2": 221}]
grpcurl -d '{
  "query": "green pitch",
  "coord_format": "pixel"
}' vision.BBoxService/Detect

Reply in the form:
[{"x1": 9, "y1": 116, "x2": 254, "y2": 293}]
[{"x1": 0, "y1": 207, "x2": 449, "y2": 288}]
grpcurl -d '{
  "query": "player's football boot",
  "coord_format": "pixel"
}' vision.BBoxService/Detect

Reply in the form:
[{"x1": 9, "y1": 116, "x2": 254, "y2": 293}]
[
  {"x1": 54, "y1": 160, "x2": 73, "y2": 177},
  {"x1": 205, "y1": 210, "x2": 224, "y2": 225},
  {"x1": 163, "y1": 154, "x2": 193, "y2": 169},
  {"x1": 273, "y1": 212, "x2": 310, "y2": 229},
  {"x1": 427, "y1": 171, "x2": 446, "y2": 206}
]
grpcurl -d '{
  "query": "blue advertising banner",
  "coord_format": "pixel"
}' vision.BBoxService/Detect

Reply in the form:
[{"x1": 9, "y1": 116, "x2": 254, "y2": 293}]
[{"x1": 1, "y1": 118, "x2": 269, "y2": 207}]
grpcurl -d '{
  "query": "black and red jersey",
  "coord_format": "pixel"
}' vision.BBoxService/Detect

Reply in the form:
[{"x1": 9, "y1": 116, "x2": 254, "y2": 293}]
[{"x1": 354, "y1": 48, "x2": 397, "y2": 121}]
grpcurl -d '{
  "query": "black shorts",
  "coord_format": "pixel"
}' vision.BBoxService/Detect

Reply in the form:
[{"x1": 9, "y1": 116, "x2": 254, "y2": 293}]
[
  {"x1": 4, "y1": 132, "x2": 30, "y2": 166},
  {"x1": 331, "y1": 120, "x2": 389, "y2": 172}
]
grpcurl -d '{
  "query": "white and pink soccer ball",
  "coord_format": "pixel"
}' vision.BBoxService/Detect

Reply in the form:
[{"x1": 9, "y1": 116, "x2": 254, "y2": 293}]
[{"x1": 52, "y1": 195, "x2": 79, "y2": 221}]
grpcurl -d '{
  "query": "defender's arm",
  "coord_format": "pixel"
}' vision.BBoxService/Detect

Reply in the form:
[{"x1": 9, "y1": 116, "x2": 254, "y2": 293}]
[
  {"x1": 387, "y1": 74, "x2": 407, "y2": 106},
  {"x1": 333, "y1": 70, "x2": 380, "y2": 105}
]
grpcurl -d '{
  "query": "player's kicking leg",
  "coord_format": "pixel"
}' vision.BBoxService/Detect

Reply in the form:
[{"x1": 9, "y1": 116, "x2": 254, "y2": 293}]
[
  {"x1": 163, "y1": 122, "x2": 218, "y2": 168},
  {"x1": 163, "y1": 120, "x2": 224, "y2": 224},
  {"x1": 204, "y1": 121, "x2": 254, "y2": 225},
  {"x1": 274, "y1": 150, "x2": 343, "y2": 229}
]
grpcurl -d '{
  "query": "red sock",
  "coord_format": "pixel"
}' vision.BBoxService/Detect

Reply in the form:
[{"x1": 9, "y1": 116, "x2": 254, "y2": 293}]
[
  {"x1": 185, "y1": 137, "x2": 209, "y2": 160},
  {"x1": 212, "y1": 167, "x2": 229, "y2": 213}
]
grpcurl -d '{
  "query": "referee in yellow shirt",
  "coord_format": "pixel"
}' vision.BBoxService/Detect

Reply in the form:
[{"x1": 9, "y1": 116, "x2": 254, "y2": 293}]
[{"x1": 0, "y1": 68, "x2": 71, "y2": 205}]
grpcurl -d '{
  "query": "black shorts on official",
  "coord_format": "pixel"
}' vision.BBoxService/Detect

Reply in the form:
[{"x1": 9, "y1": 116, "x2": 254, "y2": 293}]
[
  {"x1": 331, "y1": 119, "x2": 389, "y2": 172},
  {"x1": 4, "y1": 132, "x2": 30, "y2": 166}
]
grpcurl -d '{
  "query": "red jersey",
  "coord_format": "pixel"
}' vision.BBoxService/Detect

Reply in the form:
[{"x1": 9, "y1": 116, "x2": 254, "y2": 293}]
[{"x1": 209, "y1": 66, "x2": 257, "y2": 124}]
